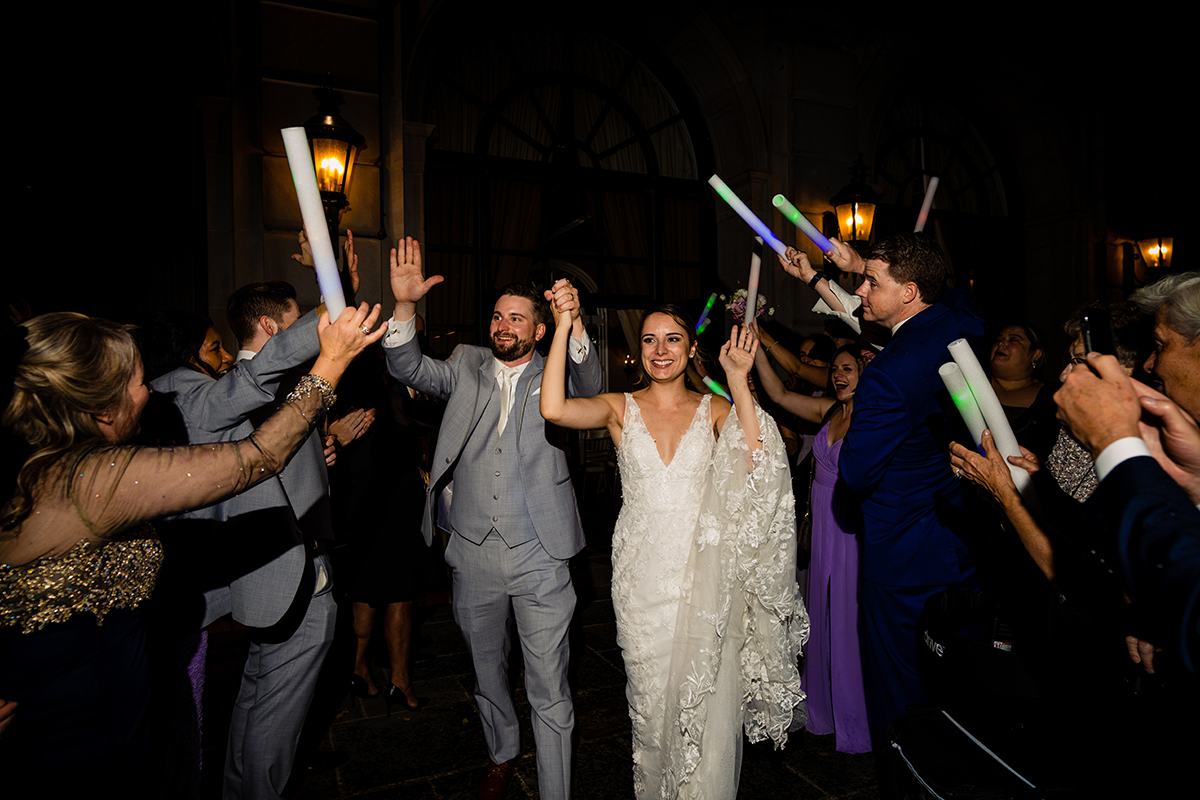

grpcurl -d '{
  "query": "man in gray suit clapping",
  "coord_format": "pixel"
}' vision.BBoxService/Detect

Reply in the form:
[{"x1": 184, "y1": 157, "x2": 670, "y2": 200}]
[{"x1": 383, "y1": 237, "x2": 601, "y2": 800}]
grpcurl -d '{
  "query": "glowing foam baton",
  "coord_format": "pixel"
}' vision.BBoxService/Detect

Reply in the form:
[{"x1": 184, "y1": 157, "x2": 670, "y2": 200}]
[
  {"x1": 938, "y1": 362, "x2": 987, "y2": 448},
  {"x1": 914, "y1": 176, "x2": 940, "y2": 233},
  {"x1": 282, "y1": 127, "x2": 347, "y2": 319},
  {"x1": 744, "y1": 242, "x2": 762, "y2": 329},
  {"x1": 946, "y1": 338, "x2": 1030, "y2": 493},
  {"x1": 772, "y1": 194, "x2": 834, "y2": 253},
  {"x1": 695, "y1": 292, "x2": 718, "y2": 334},
  {"x1": 702, "y1": 375, "x2": 732, "y2": 402},
  {"x1": 707, "y1": 175, "x2": 788, "y2": 257}
]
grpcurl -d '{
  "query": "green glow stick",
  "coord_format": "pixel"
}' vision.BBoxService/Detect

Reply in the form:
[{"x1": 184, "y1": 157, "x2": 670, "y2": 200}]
[{"x1": 772, "y1": 194, "x2": 834, "y2": 253}]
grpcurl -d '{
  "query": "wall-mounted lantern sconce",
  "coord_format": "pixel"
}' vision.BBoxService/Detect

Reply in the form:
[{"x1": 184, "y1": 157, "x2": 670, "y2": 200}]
[
  {"x1": 303, "y1": 87, "x2": 366, "y2": 265},
  {"x1": 829, "y1": 155, "x2": 880, "y2": 247}
]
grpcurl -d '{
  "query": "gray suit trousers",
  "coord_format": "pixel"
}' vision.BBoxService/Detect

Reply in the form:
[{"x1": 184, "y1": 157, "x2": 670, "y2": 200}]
[
  {"x1": 446, "y1": 532, "x2": 575, "y2": 800},
  {"x1": 223, "y1": 554, "x2": 336, "y2": 799}
]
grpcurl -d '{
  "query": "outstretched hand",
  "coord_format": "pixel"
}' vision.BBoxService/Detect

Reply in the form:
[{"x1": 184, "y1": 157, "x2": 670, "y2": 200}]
[
  {"x1": 292, "y1": 228, "x2": 314, "y2": 267},
  {"x1": 719, "y1": 324, "x2": 758, "y2": 384},
  {"x1": 317, "y1": 302, "x2": 387, "y2": 366},
  {"x1": 948, "y1": 429, "x2": 1025, "y2": 505},
  {"x1": 777, "y1": 247, "x2": 818, "y2": 283},
  {"x1": 291, "y1": 228, "x2": 360, "y2": 294},
  {"x1": 389, "y1": 237, "x2": 443, "y2": 310},
  {"x1": 1054, "y1": 353, "x2": 1142, "y2": 456},
  {"x1": 343, "y1": 229, "x2": 360, "y2": 295},
  {"x1": 825, "y1": 239, "x2": 866, "y2": 274}
]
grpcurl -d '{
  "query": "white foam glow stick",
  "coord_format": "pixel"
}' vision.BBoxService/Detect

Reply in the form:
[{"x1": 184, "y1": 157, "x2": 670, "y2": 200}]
[
  {"x1": 939, "y1": 362, "x2": 987, "y2": 448},
  {"x1": 947, "y1": 338, "x2": 1030, "y2": 493},
  {"x1": 282, "y1": 127, "x2": 346, "y2": 319},
  {"x1": 744, "y1": 238, "x2": 762, "y2": 328},
  {"x1": 914, "y1": 176, "x2": 939, "y2": 233}
]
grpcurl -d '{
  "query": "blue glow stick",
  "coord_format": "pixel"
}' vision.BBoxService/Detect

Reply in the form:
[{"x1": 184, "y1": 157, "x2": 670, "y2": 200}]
[
  {"x1": 695, "y1": 292, "x2": 718, "y2": 333},
  {"x1": 707, "y1": 175, "x2": 788, "y2": 257},
  {"x1": 702, "y1": 376, "x2": 732, "y2": 402},
  {"x1": 771, "y1": 194, "x2": 834, "y2": 253}
]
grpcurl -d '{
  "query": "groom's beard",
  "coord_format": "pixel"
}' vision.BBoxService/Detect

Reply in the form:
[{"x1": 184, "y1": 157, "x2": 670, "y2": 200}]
[{"x1": 490, "y1": 332, "x2": 535, "y2": 362}]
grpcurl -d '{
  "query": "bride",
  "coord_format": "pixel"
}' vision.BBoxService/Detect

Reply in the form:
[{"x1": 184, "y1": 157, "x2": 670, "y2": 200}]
[{"x1": 541, "y1": 303, "x2": 808, "y2": 799}]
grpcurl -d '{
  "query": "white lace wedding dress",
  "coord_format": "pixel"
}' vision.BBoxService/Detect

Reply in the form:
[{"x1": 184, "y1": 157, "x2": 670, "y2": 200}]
[{"x1": 612, "y1": 393, "x2": 809, "y2": 800}]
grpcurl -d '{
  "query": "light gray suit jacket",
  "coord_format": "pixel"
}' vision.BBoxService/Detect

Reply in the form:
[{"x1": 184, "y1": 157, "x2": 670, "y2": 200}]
[
  {"x1": 150, "y1": 310, "x2": 321, "y2": 627},
  {"x1": 384, "y1": 338, "x2": 602, "y2": 561}
]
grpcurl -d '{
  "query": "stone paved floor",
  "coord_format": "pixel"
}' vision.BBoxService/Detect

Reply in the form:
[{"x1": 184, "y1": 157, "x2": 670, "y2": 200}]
[{"x1": 277, "y1": 546, "x2": 879, "y2": 800}]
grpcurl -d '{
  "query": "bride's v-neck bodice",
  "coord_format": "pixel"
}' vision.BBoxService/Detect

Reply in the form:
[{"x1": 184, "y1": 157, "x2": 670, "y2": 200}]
[{"x1": 611, "y1": 393, "x2": 714, "y2": 798}]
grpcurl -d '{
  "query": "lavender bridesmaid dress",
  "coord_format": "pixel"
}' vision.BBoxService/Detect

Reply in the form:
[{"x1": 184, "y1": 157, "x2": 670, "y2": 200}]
[{"x1": 804, "y1": 421, "x2": 871, "y2": 753}]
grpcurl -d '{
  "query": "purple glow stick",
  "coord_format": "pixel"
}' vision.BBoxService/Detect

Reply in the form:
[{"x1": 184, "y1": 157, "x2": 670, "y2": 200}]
[
  {"x1": 708, "y1": 175, "x2": 788, "y2": 257},
  {"x1": 772, "y1": 194, "x2": 834, "y2": 253},
  {"x1": 914, "y1": 176, "x2": 940, "y2": 233}
]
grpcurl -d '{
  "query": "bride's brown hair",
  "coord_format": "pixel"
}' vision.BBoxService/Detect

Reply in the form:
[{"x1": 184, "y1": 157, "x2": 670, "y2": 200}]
[{"x1": 633, "y1": 304, "x2": 710, "y2": 391}]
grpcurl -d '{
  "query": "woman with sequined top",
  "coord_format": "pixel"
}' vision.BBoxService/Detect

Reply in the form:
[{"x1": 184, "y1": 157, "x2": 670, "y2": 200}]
[{"x1": 0, "y1": 302, "x2": 385, "y2": 787}]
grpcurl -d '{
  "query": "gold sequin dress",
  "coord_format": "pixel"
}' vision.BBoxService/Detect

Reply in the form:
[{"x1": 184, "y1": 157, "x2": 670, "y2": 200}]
[{"x1": 0, "y1": 379, "x2": 331, "y2": 778}]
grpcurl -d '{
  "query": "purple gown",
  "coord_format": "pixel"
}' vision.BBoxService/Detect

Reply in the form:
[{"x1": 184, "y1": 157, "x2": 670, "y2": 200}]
[{"x1": 804, "y1": 421, "x2": 871, "y2": 753}]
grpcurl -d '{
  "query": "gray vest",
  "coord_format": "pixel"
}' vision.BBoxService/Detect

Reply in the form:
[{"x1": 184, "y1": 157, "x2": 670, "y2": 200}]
[{"x1": 448, "y1": 370, "x2": 538, "y2": 548}]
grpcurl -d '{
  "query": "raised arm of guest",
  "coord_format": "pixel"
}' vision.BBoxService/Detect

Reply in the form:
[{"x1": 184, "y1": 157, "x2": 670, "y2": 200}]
[
  {"x1": 752, "y1": 335, "x2": 835, "y2": 424},
  {"x1": 292, "y1": 227, "x2": 362, "y2": 304},
  {"x1": 3, "y1": 304, "x2": 386, "y2": 562},
  {"x1": 754, "y1": 328, "x2": 830, "y2": 389},
  {"x1": 949, "y1": 430, "x2": 1056, "y2": 581},
  {"x1": 779, "y1": 247, "x2": 850, "y2": 314},
  {"x1": 380, "y1": 236, "x2": 456, "y2": 397},
  {"x1": 153, "y1": 308, "x2": 322, "y2": 434}
]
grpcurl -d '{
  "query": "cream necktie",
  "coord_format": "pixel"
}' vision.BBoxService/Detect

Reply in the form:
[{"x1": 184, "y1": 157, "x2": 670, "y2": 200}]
[{"x1": 497, "y1": 365, "x2": 521, "y2": 435}]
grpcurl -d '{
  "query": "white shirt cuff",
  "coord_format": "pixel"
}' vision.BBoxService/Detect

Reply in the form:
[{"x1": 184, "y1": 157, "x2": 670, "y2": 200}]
[
  {"x1": 1094, "y1": 437, "x2": 1152, "y2": 484},
  {"x1": 383, "y1": 314, "x2": 417, "y2": 348},
  {"x1": 569, "y1": 329, "x2": 591, "y2": 363}
]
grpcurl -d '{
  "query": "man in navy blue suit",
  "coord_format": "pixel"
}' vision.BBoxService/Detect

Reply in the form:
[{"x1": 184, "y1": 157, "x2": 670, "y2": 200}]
[
  {"x1": 824, "y1": 234, "x2": 986, "y2": 745},
  {"x1": 1054, "y1": 351, "x2": 1200, "y2": 675}
]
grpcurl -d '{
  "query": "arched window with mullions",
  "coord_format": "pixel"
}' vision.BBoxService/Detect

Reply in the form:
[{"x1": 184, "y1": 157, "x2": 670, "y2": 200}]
[
  {"x1": 412, "y1": 19, "x2": 714, "y2": 360},
  {"x1": 871, "y1": 97, "x2": 1024, "y2": 322}
]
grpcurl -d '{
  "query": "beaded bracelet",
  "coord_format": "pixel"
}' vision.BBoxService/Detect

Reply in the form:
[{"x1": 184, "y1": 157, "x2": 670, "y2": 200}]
[{"x1": 286, "y1": 374, "x2": 337, "y2": 411}]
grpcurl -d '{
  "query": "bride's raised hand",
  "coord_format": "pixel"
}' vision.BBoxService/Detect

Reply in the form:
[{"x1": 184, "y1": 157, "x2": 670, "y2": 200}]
[
  {"x1": 545, "y1": 278, "x2": 581, "y2": 329},
  {"x1": 719, "y1": 324, "x2": 758, "y2": 384}
]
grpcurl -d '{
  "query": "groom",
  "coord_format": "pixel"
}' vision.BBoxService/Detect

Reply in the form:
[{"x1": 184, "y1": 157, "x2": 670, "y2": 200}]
[{"x1": 382, "y1": 237, "x2": 601, "y2": 799}]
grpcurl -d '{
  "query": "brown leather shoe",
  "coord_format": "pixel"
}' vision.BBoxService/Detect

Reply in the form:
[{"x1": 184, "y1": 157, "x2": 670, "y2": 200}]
[{"x1": 477, "y1": 759, "x2": 514, "y2": 800}]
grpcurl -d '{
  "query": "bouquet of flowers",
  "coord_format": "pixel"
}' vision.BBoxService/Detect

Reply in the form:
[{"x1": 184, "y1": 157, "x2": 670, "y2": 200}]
[{"x1": 721, "y1": 289, "x2": 774, "y2": 324}]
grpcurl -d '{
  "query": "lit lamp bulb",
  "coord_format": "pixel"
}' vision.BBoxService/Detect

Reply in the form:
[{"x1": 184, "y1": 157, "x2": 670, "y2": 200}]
[
  {"x1": 1137, "y1": 237, "x2": 1174, "y2": 271},
  {"x1": 318, "y1": 157, "x2": 345, "y2": 192}
]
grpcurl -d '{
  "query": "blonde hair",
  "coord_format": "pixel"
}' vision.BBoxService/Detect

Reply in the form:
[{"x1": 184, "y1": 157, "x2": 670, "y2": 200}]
[{"x1": 1, "y1": 312, "x2": 140, "y2": 531}]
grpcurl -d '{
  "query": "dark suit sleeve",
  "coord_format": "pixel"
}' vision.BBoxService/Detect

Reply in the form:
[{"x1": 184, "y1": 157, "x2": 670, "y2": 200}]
[
  {"x1": 183, "y1": 310, "x2": 321, "y2": 433},
  {"x1": 1098, "y1": 456, "x2": 1200, "y2": 674},
  {"x1": 839, "y1": 364, "x2": 912, "y2": 495}
]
